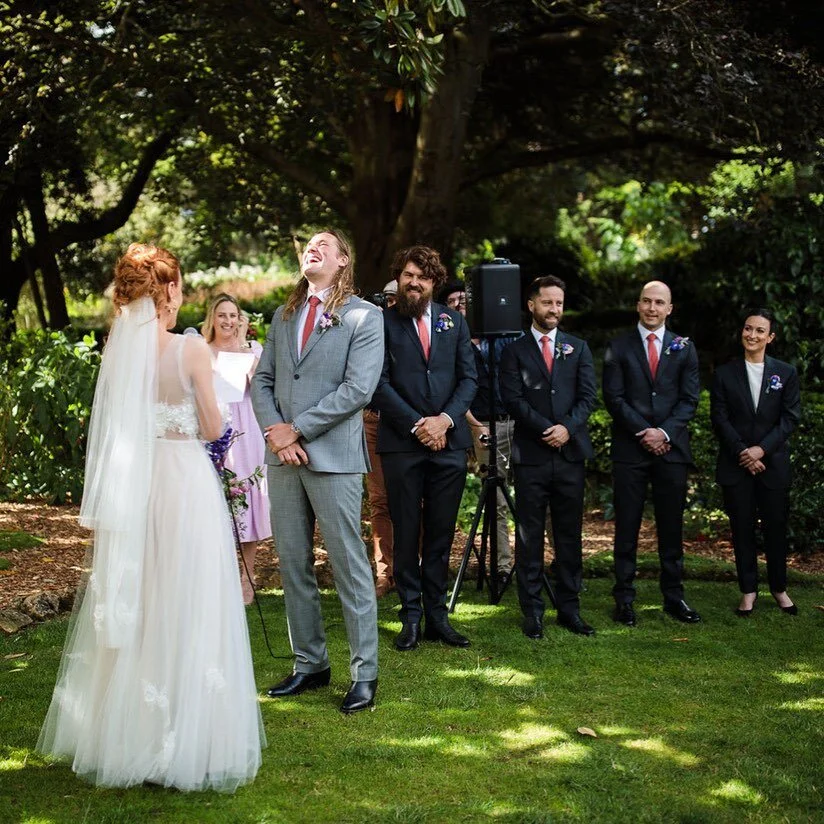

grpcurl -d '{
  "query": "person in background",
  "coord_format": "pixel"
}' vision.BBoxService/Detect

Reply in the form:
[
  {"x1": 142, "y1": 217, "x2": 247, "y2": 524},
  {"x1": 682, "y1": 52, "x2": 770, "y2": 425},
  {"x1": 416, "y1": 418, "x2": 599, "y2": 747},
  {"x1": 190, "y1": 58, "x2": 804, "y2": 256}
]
[
  {"x1": 203, "y1": 293, "x2": 271, "y2": 605},
  {"x1": 710, "y1": 308, "x2": 801, "y2": 616},
  {"x1": 603, "y1": 280, "x2": 701, "y2": 627},
  {"x1": 499, "y1": 276, "x2": 597, "y2": 638},
  {"x1": 364, "y1": 279, "x2": 398, "y2": 597},
  {"x1": 373, "y1": 247, "x2": 477, "y2": 652}
]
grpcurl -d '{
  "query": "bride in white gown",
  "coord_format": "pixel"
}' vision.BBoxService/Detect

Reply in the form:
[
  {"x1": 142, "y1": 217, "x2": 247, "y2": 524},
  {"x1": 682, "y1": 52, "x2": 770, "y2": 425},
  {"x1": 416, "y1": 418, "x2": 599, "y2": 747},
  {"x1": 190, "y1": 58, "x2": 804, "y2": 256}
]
[{"x1": 38, "y1": 243, "x2": 265, "y2": 792}]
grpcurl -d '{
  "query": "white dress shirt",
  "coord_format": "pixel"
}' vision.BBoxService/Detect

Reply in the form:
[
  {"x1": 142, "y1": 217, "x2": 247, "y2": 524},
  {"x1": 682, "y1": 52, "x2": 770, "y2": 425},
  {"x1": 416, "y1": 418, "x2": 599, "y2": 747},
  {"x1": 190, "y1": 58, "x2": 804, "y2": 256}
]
[
  {"x1": 637, "y1": 322, "x2": 669, "y2": 442},
  {"x1": 745, "y1": 360, "x2": 765, "y2": 411},
  {"x1": 531, "y1": 325, "x2": 557, "y2": 350}
]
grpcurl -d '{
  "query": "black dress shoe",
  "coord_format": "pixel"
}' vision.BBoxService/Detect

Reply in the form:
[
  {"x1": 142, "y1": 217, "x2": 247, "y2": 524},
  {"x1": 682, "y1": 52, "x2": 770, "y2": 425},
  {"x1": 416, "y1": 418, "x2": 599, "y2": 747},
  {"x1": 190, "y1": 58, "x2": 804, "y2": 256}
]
[
  {"x1": 423, "y1": 620, "x2": 470, "y2": 647},
  {"x1": 340, "y1": 679, "x2": 377, "y2": 714},
  {"x1": 663, "y1": 599, "x2": 702, "y2": 624},
  {"x1": 735, "y1": 592, "x2": 758, "y2": 617},
  {"x1": 522, "y1": 615, "x2": 544, "y2": 639},
  {"x1": 266, "y1": 668, "x2": 331, "y2": 697},
  {"x1": 613, "y1": 603, "x2": 637, "y2": 626},
  {"x1": 394, "y1": 622, "x2": 420, "y2": 651},
  {"x1": 557, "y1": 613, "x2": 596, "y2": 636}
]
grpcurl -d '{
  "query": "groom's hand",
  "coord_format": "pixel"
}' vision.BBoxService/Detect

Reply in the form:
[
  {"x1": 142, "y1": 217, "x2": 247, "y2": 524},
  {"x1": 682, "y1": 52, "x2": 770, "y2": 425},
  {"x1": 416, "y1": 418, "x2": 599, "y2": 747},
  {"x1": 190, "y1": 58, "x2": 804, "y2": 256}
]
[
  {"x1": 414, "y1": 414, "x2": 450, "y2": 449},
  {"x1": 277, "y1": 443, "x2": 308, "y2": 466},
  {"x1": 265, "y1": 422, "x2": 299, "y2": 452}
]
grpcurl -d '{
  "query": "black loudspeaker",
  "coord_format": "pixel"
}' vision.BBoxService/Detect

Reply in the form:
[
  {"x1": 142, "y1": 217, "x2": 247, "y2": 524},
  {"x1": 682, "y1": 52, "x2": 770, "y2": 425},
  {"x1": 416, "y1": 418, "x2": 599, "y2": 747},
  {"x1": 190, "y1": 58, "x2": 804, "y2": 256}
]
[{"x1": 465, "y1": 259, "x2": 522, "y2": 336}]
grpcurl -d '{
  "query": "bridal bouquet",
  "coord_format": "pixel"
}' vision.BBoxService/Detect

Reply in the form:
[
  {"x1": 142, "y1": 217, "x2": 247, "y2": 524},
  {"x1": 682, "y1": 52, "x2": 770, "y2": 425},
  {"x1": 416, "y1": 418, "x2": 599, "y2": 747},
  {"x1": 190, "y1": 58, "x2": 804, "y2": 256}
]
[{"x1": 205, "y1": 428, "x2": 264, "y2": 521}]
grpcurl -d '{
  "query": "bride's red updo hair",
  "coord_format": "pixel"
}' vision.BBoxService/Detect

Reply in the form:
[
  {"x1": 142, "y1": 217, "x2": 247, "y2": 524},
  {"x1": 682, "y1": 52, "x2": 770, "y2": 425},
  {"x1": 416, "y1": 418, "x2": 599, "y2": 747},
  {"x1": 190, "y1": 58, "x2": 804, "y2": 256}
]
[{"x1": 112, "y1": 243, "x2": 181, "y2": 309}]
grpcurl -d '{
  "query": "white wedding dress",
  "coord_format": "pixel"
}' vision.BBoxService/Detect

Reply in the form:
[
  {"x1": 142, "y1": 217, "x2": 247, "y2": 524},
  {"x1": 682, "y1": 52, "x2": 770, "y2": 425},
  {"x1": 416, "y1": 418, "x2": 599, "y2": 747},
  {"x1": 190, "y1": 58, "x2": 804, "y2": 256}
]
[{"x1": 38, "y1": 333, "x2": 265, "y2": 792}]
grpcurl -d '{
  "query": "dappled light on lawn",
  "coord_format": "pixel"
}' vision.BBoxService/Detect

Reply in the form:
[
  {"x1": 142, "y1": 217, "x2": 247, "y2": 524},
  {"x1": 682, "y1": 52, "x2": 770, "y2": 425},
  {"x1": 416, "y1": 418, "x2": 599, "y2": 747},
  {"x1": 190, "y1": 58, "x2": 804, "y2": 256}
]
[
  {"x1": 622, "y1": 737, "x2": 699, "y2": 767},
  {"x1": 710, "y1": 779, "x2": 764, "y2": 805},
  {"x1": 442, "y1": 665, "x2": 536, "y2": 688},
  {"x1": 772, "y1": 661, "x2": 823, "y2": 685}
]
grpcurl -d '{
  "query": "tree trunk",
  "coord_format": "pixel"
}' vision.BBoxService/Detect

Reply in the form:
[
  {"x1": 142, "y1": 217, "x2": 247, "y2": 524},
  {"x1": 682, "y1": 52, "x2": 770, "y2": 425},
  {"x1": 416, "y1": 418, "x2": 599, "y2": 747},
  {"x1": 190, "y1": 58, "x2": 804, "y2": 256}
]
[
  {"x1": 0, "y1": 190, "x2": 26, "y2": 327},
  {"x1": 13, "y1": 216, "x2": 49, "y2": 329},
  {"x1": 24, "y1": 170, "x2": 70, "y2": 328},
  {"x1": 385, "y1": 16, "x2": 491, "y2": 276}
]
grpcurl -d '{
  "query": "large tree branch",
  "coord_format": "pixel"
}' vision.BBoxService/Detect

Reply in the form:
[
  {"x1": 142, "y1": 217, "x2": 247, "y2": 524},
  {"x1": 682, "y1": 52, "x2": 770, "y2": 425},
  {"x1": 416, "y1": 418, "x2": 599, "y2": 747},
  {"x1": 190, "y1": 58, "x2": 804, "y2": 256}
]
[
  {"x1": 460, "y1": 131, "x2": 765, "y2": 188},
  {"x1": 201, "y1": 110, "x2": 354, "y2": 221},
  {"x1": 49, "y1": 122, "x2": 184, "y2": 247}
]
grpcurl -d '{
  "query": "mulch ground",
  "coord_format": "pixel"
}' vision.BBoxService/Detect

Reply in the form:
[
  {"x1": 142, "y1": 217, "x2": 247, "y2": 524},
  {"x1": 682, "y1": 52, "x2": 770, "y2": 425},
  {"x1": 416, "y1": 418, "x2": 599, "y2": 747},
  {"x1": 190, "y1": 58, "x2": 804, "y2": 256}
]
[{"x1": 2, "y1": 501, "x2": 823, "y2": 610}]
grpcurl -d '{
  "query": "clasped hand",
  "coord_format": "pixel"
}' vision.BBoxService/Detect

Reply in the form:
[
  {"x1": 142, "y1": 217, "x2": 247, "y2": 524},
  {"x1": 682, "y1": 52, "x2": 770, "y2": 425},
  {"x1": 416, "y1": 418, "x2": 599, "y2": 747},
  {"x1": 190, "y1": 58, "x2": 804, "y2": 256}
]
[
  {"x1": 635, "y1": 427, "x2": 671, "y2": 456},
  {"x1": 739, "y1": 445, "x2": 765, "y2": 475},
  {"x1": 264, "y1": 423, "x2": 308, "y2": 466},
  {"x1": 415, "y1": 414, "x2": 449, "y2": 451},
  {"x1": 542, "y1": 424, "x2": 570, "y2": 448}
]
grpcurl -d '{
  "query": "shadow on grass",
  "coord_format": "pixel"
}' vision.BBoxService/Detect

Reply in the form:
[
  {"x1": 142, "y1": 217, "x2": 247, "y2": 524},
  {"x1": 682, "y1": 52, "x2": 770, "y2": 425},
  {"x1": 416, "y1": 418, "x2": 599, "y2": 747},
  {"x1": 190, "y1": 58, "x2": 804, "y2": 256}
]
[{"x1": 1, "y1": 579, "x2": 823, "y2": 823}]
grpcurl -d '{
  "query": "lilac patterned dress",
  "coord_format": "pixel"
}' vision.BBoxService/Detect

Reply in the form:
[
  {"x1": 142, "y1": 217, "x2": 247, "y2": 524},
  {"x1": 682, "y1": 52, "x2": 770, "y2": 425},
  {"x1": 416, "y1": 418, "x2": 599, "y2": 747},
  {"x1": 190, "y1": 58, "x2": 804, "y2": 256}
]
[{"x1": 224, "y1": 341, "x2": 272, "y2": 542}]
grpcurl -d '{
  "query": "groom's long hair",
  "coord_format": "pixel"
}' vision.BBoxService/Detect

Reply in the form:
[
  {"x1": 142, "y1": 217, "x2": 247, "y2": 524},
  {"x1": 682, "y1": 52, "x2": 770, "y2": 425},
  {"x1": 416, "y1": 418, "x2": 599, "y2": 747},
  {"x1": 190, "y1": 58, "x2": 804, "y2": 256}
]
[{"x1": 281, "y1": 229, "x2": 355, "y2": 320}]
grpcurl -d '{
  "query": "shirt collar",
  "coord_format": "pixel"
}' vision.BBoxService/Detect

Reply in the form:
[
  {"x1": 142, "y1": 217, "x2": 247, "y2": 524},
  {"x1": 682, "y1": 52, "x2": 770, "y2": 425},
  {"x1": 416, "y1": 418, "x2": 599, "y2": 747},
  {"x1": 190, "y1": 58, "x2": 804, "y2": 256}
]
[
  {"x1": 531, "y1": 325, "x2": 556, "y2": 346},
  {"x1": 307, "y1": 285, "x2": 332, "y2": 303},
  {"x1": 638, "y1": 322, "x2": 665, "y2": 343}
]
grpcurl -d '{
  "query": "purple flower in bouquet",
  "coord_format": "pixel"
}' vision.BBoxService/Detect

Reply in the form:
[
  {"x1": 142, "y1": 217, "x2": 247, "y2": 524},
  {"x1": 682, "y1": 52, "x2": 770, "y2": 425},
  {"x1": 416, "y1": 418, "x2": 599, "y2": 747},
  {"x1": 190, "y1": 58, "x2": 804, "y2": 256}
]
[{"x1": 206, "y1": 427, "x2": 234, "y2": 471}]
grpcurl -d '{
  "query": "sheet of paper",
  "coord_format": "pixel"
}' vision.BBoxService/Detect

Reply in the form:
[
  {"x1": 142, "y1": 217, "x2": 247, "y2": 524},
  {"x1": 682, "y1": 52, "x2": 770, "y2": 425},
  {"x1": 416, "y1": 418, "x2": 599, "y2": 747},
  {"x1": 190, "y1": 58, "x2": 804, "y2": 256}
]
[{"x1": 213, "y1": 351, "x2": 255, "y2": 404}]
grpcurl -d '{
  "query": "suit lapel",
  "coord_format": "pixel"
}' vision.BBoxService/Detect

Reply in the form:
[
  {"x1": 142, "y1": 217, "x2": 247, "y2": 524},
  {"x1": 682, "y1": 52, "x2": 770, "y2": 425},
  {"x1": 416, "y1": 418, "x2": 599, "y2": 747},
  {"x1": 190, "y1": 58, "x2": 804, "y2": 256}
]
[
  {"x1": 525, "y1": 332, "x2": 552, "y2": 384},
  {"x1": 631, "y1": 331, "x2": 654, "y2": 386},
  {"x1": 734, "y1": 358, "x2": 757, "y2": 416},
  {"x1": 653, "y1": 329, "x2": 673, "y2": 384},
  {"x1": 428, "y1": 304, "x2": 441, "y2": 364},
  {"x1": 397, "y1": 306, "x2": 428, "y2": 363},
  {"x1": 284, "y1": 309, "x2": 299, "y2": 366}
]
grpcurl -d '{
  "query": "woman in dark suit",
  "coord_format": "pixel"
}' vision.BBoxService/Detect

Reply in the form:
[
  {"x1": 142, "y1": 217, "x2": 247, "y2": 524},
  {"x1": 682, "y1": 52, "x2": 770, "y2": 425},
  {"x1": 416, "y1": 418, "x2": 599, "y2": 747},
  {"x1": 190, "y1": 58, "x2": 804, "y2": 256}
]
[{"x1": 710, "y1": 308, "x2": 801, "y2": 616}]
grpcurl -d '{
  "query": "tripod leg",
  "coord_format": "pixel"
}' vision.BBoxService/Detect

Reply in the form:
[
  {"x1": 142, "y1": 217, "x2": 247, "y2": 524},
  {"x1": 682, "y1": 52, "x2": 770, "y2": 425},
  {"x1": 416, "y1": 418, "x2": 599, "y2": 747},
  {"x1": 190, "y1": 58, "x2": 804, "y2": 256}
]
[{"x1": 448, "y1": 493, "x2": 488, "y2": 613}]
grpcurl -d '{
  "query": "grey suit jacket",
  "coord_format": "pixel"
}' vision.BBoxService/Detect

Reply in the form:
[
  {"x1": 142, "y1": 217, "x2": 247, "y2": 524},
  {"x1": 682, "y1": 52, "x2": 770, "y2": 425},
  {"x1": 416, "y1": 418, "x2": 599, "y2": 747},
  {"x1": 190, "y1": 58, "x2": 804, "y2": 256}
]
[{"x1": 251, "y1": 295, "x2": 384, "y2": 473}]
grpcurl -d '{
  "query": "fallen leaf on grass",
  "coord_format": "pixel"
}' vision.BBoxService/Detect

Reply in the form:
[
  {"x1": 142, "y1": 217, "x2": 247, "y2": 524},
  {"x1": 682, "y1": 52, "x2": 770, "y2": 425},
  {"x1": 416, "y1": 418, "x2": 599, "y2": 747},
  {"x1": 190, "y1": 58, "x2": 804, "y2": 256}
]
[
  {"x1": 577, "y1": 727, "x2": 598, "y2": 738},
  {"x1": 672, "y1": 638, "x2": 689, "y2": 642},
  {"x1": 813, "y1": 605, "x2": 824, "y2": 612},
  {"x1": 3, "y1": 653, "x2": 27, "y2": 660}
]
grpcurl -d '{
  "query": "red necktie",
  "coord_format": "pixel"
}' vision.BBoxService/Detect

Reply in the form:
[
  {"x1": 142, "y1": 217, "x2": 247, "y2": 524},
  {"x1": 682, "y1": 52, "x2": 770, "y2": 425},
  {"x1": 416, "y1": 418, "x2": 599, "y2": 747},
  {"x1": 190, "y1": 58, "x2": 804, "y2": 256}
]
[
  {"x1": 540, "y1": 335, "x2": 554, "y2": 374},
  {"x1": 647, "y1": 332, "x2": 659, "y2": 379},
  {"x1": 300, "y1": 295, "x2": 321, "y2": 353},
  {"x1": 417, "y1": 315, "x2": 430, "y2": 360}
]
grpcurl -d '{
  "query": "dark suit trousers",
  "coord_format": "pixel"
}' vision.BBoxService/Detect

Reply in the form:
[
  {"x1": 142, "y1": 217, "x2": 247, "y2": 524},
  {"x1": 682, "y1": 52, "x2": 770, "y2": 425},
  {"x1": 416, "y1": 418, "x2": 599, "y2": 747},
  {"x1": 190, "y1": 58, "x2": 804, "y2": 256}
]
[
  {"x1": 514, "y1": 455, "x2": 585, "y2": 619},
  {"x1": 722, "y1": 478, "x2": 789, "y2": 593},
  {"x1": 382, "y1": 449, "x2": 467, "y2": 624},
  {"x1": 612, "y1": 459, "x2": 688, "y2": 604}
]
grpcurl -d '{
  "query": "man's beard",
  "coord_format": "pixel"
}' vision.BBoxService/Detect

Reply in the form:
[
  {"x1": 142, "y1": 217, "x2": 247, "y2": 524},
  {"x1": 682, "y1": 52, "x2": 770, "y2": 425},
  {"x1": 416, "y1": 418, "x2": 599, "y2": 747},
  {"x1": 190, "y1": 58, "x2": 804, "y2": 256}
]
[{"x1": 395, "y1": 288, "x2": 428, "y2": 319}]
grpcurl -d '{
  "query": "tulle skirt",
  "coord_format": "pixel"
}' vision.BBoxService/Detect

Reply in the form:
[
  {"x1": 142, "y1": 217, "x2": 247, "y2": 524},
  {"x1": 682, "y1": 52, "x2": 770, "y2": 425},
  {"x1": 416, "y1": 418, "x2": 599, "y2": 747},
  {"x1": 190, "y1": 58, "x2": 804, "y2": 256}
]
[{"x1": 38, "y1": 438, "x2": 266, "y2": 792}]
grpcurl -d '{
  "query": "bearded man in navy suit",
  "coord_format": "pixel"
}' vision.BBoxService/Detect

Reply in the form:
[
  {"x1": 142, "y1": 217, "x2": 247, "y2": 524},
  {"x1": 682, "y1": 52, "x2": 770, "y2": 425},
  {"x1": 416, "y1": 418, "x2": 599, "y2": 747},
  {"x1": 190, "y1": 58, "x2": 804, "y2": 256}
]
[
  {"x1": 603, "y1": 280, "x2": 701, "y2": 626},
  {"x1": 499, "y1": 276, "x2": 597, "y2": 638},
  {"x1": 372, "y1": 246, "x2": 477, "y2": 652}
]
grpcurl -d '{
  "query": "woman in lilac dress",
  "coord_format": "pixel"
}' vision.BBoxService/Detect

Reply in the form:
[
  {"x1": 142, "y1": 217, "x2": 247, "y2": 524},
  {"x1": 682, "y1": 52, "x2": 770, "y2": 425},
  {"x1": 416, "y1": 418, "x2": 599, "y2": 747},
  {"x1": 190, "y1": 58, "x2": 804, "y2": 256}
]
[{"x1": 203, "y1": 293, "x2": 272, "y2": 604}]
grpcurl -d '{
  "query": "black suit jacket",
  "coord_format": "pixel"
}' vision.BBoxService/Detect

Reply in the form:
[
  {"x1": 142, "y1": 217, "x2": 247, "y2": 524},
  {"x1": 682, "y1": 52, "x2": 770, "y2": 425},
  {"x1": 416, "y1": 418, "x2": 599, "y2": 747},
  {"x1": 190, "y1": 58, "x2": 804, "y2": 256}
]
[
  {"x1": 373, "y1": 303, "x2": 477, "y2": 452},
  {"x1": 499, "y1": 331, "x2": 597, "y2": 464},
  {"x1": 710, "y1": 356, "x2": 801, "y2": 489},
  {"x1": 602, "y1": 328, "x2": 699, "y2": 464}
]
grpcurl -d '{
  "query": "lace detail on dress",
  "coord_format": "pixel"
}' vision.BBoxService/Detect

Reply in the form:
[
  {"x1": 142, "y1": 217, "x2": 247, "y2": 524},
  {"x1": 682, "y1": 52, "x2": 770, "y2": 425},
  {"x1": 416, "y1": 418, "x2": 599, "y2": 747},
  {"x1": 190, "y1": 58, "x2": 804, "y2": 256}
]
[{"x1": 155, "y1": 401, "x2": 199, "y2": 437}]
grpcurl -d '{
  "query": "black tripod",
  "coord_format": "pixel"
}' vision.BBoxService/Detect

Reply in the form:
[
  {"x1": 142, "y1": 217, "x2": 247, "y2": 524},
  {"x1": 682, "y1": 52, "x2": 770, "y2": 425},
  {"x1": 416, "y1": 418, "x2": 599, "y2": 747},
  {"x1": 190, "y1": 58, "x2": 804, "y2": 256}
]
[{"x1": 448, "y1": 335, "x2": 556, "y2": 611}]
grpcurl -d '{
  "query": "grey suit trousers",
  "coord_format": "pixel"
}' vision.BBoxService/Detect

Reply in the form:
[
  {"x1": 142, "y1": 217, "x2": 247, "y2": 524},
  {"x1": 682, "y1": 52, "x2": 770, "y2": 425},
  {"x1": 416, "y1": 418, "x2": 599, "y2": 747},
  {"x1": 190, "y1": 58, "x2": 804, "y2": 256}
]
[{"x1": 268, "y1": 464, "x2": 378, "y2": 682}]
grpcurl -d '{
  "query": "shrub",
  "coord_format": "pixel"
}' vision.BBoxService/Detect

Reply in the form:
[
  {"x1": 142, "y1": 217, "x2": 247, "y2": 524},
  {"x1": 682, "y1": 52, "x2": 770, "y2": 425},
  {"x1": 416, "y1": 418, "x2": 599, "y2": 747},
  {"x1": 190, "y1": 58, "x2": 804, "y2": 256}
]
[{"x1": 0, "y1": 328, "x2": 100, "y2": 502}]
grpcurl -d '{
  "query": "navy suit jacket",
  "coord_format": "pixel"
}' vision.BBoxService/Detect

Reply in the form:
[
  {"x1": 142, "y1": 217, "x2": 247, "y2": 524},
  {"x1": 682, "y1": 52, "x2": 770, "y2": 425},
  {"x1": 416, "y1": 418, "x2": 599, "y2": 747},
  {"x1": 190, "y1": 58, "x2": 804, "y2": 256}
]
[
  {"x1": 373, "y1": 303, "x2": 477, "y2": 453},
  {"x1": 499, "y1": 331, "x2": 597, "y2": 464},
  {"x1": 602, "y1": 328, "x2": 699, "y2": 464},
  {"x1": 710, "y1": 356, "x2": 800, "y2": 489}
]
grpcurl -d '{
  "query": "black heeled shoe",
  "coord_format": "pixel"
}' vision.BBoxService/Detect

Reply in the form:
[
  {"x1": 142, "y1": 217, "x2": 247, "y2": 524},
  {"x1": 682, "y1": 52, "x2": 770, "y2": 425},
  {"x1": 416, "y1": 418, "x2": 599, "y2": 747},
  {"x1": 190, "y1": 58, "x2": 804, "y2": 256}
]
[
  {"x1": 771, "y1": 591, "x2": 798, "y2": 615},
  {"x1": 735, "y1": 592, "x2": 758, "y2": 617}
]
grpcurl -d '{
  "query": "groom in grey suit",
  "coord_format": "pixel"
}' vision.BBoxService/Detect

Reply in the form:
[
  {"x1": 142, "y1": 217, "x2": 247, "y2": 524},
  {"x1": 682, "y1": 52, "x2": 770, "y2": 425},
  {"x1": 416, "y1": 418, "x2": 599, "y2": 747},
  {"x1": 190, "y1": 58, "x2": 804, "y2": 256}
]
[{"x1": 251, "y1": 229, "x2": 384, "y2": 714}]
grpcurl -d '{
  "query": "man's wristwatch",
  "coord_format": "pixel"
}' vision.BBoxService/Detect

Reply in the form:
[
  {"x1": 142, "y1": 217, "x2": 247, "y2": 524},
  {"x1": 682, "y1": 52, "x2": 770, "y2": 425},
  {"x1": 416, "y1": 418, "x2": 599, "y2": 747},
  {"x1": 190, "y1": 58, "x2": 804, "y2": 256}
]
[{"x1": 290, "y1": 422, "x2": 302, "y2": 437}]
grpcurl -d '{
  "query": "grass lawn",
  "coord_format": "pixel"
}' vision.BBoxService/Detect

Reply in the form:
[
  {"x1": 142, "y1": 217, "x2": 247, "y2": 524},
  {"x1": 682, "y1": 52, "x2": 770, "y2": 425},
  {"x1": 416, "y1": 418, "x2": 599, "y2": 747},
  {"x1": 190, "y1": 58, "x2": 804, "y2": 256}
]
[{"x1": 1, "y1": 573, "x2": 823, "y2": 824}]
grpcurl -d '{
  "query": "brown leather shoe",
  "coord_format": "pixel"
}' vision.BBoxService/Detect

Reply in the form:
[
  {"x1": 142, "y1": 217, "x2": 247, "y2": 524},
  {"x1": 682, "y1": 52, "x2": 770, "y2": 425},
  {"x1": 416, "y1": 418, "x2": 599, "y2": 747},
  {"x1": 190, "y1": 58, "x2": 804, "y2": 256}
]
[{"x1": 375, "y1": 577, "x2": 394, "y2": 598}]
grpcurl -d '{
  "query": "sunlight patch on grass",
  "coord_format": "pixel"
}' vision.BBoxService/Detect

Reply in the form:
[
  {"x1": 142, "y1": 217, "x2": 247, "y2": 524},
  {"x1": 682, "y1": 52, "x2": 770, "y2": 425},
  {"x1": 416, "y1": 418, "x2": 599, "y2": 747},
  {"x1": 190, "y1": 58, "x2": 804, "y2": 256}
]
[
  {"x1": 537, "y1": 741, "x2": 591, "y2": 763},
  {"x1": 777, "y1": 697, "x2": 824, "y2": 711},
  {"x1": 499, "y1": 723, "x2": 567, "y2": 748},
  {"x1": 444, "y1": 665, "x2": 536, "y2": 687},
  {"x1": 598, "y1": 725, "x2": 642, "y2": 737},
  {"x1": 622, "y1": 737, "x2": 699, "y2": 766},
  {"x1": 0, "y1": 746, "x2": 31, "y2": 772},
  {"x1": 773, "y1": 662, "x2": 822, "y2": 685},
  {"x1": 710, "y1": 779, "x2": 764, "y2": 805}
]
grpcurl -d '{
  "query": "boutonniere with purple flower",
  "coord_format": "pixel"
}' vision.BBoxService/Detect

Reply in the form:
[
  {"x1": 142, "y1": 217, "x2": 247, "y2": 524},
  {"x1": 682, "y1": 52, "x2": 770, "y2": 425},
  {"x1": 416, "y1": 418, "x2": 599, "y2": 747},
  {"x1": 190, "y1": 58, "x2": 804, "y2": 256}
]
[
  {"x1": 766, "y1": 374, "x2": 783, "y2": 393},
  {"x1": 555, "y1": 342, "x2": 574, "y2": 360},
  {"x1": 435, "y1": 312, "x2": 454, "y2": 333},
  {"x1": 317, "y1": 311, "x2": 342, "y2": 332},
  {"x1": 664, "y1": 336, "x2": 690, "y2": 355}
]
